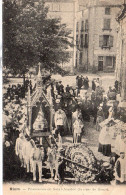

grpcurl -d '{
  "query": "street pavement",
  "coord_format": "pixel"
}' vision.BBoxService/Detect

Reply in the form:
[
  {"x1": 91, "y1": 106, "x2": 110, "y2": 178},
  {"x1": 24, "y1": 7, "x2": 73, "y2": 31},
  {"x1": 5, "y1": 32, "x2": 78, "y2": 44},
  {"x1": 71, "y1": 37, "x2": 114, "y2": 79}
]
[
  {"x1": 5, "y1": 72, "x2": 115, "y2": 93},
  {"x1": 52, "y1": 72, "x2": 115, "y2": 93}
]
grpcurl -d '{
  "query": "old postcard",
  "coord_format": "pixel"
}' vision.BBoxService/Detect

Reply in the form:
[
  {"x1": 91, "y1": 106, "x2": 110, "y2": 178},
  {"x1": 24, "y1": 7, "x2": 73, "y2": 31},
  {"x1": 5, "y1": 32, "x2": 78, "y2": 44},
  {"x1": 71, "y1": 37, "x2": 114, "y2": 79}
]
[{"x1": 2, "y1": 0, "x2": 126, "y2": 194}]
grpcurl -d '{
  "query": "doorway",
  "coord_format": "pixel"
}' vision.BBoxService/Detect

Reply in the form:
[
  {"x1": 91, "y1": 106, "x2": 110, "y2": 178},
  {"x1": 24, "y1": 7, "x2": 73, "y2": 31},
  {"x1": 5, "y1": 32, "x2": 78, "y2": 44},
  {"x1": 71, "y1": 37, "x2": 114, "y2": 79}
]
[
  {"x1": 106, "y1": 56, "x2": 112, "y2": 67},
  {"x1": 98, "y1": 56, "x2": 103, "y2": 71}
]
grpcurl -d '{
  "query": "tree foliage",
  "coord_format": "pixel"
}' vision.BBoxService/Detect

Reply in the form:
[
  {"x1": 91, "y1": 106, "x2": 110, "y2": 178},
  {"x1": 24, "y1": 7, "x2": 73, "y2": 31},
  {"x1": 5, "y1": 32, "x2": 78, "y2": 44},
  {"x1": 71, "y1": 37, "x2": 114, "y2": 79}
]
[{"x1": 3, "y1": 0, "x2": 73, "y2": 75}]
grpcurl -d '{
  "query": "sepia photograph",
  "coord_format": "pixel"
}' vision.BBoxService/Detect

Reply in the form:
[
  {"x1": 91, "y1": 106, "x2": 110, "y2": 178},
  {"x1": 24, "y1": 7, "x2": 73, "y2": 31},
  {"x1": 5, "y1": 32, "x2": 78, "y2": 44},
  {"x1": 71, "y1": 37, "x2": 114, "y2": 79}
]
[{"x1": 2, "y1": 0, "x2": 126, "y2": 194}]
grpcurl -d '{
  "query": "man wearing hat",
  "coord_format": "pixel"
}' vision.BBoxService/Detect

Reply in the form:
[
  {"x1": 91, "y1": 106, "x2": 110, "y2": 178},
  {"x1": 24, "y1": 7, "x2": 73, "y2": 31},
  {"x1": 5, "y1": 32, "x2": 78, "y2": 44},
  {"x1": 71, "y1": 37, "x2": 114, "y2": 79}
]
[
  {"x1": 58, "y1": 81, "x2": 64, "y2": 95},
  {"x1": 55, "y1": 147, "x2": 66, "y2": 183},
  {"x1": 65, "y1": 85, "x2": 70, "y2": 93},
  {"x1": 47, "y1": 143, "x2": 56, "y2": 179},
  {"x1": 115, "y1": 152, "x2": 126, "y2": 184},
  {"x1": 30, "y1": 141, "x2": 45, "y2": 182}
]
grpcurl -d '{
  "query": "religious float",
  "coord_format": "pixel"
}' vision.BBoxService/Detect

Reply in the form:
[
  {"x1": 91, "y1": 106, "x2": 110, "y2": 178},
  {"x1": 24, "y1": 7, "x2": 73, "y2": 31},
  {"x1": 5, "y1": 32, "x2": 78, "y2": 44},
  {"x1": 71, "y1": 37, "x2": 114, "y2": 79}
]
[{"x1": 27, "y1": 64, "x2": 53, "y2": 147}]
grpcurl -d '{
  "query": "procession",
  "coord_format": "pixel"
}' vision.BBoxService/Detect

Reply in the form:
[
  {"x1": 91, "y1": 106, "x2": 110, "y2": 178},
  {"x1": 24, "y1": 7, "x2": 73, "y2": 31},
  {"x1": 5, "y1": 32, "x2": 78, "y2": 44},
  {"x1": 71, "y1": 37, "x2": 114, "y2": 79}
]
[
  {"x1": 2, "y1": 0, "x2": 126, "y2": 189},
  {"x1": 3, "y1": 64, "x2": 126, "y2": 185}
]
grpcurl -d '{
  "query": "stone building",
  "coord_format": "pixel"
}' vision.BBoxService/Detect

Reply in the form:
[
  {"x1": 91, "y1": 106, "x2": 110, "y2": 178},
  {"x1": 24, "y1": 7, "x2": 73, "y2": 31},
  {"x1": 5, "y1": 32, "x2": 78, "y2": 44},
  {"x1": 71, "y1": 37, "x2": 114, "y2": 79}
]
[
  {"x1": 13, "y1": 0, "x2": 124, "y2": 73},
  {"x1": 76, "y1": 8, "x2": 89, "y2": 71},
  {"x1": 76, "y1": 0, "x2": 123, "y2": 72},
  {"x1": 115, "y1": 3, "x2": 126, "y2": 101}
]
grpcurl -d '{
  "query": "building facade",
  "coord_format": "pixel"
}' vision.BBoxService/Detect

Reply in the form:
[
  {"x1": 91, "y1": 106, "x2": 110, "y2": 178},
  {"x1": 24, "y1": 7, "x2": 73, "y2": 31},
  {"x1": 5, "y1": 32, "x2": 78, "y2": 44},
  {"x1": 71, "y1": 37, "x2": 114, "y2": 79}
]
[
  {"x1": 116, "y1": 4, "x2": 126, "y2": 101},
  {"x1": 76, "y1": 0, "x2": 123, "y2": 72},
  {"x1": 14, "y1": 0, "x2": 124, "y2": 73}
]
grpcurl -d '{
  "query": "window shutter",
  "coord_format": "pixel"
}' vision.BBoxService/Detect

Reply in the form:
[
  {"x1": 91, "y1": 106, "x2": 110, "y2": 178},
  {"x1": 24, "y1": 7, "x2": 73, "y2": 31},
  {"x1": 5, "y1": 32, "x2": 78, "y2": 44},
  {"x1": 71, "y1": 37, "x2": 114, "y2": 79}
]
[
  {"x1": 109, "y1": 36, "x2": 113, "y2": 47},
  {"x1": 80, "y1": 34, "x2": 83, "y2": 48},
  {"x1": 76, "y1": 35, "x2": 79, "y2": 46},
  {"x1": 99, "y1": 35, "x2": 103, "y2": 47},
  {"x1": 81, "y1": 21, "x2": 84, "y2": 31},
  {"x1": 85, "y1": 34, "x2": 88, "y2": 47},
  {"x1": 85, "y1": 20, "x2": 88, "y2": 32},
  {"x1": 83, "y1": 33, "x2": 85, "y2": 46},
  {"x1": 76, "y1": 22, "x2": 79, "y2": 31}
]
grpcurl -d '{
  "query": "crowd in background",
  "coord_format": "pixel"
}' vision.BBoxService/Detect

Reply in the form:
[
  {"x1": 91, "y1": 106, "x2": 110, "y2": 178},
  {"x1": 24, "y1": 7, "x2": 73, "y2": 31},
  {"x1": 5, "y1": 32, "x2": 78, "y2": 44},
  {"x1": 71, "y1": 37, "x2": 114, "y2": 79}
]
[{"x1": 43, "y1": 75, "x2": 124, "y2": 136}]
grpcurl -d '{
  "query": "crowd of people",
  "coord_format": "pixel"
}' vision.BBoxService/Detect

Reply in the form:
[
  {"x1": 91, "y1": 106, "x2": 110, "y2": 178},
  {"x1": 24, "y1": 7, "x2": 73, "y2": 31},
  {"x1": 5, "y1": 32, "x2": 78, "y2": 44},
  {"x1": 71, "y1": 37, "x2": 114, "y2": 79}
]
[
  {"x1": 44, "y1": 75, "x2": 126, "y2": 184},
  {"x1": 3, "y1": 73, "x2": 126, "y2": 184},
  {"x1": 3, "y1": 79, "x2": 33, "y2": 102},
  {"x1": 14, "y1": 132, "x2": 66, "y2": 183},
  {"x1": 44, "y1": 75, "x2": 125, "y2": 139}
]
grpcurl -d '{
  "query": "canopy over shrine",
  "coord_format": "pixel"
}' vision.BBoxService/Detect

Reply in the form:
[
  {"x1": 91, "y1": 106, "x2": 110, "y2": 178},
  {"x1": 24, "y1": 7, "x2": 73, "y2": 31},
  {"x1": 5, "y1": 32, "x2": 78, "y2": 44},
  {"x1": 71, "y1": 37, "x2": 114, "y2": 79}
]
[{"x1": 27, "y1": 63, "x2": 53, "y2": 144}]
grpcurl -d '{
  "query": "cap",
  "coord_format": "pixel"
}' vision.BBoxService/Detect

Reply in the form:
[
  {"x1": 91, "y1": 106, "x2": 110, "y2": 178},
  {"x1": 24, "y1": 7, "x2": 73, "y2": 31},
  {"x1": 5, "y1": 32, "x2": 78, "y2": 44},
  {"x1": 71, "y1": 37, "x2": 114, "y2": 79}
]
[
  {"x1": 36, "y1": 144, "x2": 43, "y2": 148},
  {"x1": 35, "y1": 140, "x2": 39, "y2": 145},
  {"x1": 98, "y1": 107, "x2": 102, "y2": 111},
  {"x1": 120, "y1": 151, "x2": 125, "y2": 154},
  {"x1": 102, "y1": 162, "x2": 110, "y2": 168},
  {"x1": 56, "y1": 99, "x2": 60, "y2": 103}
]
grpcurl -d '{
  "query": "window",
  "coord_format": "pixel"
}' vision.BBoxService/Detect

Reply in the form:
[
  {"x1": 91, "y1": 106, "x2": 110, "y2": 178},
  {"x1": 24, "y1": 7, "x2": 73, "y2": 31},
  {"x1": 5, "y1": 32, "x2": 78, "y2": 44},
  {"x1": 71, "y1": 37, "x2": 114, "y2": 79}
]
[
  {"x1": 76, "y1": 22, "x2": 79, "y2": 31},
  {"x1": 76, "y1": 52, "x2": 78, "y2": 68},
  {"x1": 79, "y1": 52, "x2": 83, "y2": 65},
  {"x1": 81, "y1": 21, "x2": 84, "y2": 31},
  {"x1": 105, "y1": 7, "x2": 110, "y2": 15},
  {"x1": 99, "y1": 35, "x2": 113, "y2": 48},
  {"x1": 84, "y1": 34, "x2": 88, "y2": 48},
  {"x1": 106, "y1": 56, "x2": 112, "y2": 67},
  {"x1": 103, "y1": 19, "x2": 111, "y2": 30},
  {"x1": 103, "y1": 35, "x2": 109, "y2": 46},
  {"x1": 76, "y1": 35, "x2": 79, "y2": 46},
  {"x1": 106, "y1": 56, "x2": 116, "y2": 68},
  {"x1": 85, "y1": 20, "x2": 88, "y2": 32},
  {"x1": 80, "y1": 34, "x2": 84, "y2": 48}
]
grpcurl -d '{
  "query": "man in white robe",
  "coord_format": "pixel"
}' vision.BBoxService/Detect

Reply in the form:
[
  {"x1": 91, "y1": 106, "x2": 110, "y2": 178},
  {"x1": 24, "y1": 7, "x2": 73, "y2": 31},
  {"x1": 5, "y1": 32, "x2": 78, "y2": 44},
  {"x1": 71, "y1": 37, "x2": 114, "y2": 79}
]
[
  {"x1": 54, "y1": 109, "x2": 67, "y2": 136},
  {"x1": 15, "y1": 133, "x2": 25, "y2": 167},
  {"x1": 30, "y1": 144, "x2": 44, "y2": 182}
]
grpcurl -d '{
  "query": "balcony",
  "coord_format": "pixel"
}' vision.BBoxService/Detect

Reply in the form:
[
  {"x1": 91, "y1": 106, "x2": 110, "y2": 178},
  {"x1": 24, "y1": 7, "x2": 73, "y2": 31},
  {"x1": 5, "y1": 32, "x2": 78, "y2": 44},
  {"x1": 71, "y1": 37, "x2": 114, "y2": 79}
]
[
  {"x1": 101, "y1": 45, "x2": 111, "y2": 49},
  {"x1": 102, "y1": 28, "x2": 112, "y2": 32}
]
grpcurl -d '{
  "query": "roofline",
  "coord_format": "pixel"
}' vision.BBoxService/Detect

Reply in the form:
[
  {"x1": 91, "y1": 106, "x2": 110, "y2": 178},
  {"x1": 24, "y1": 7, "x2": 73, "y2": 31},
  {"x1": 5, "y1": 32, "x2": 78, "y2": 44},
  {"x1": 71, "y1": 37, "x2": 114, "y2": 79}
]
[{"x1": 87, "y1": 4, "x2": 122, "y2": 8}]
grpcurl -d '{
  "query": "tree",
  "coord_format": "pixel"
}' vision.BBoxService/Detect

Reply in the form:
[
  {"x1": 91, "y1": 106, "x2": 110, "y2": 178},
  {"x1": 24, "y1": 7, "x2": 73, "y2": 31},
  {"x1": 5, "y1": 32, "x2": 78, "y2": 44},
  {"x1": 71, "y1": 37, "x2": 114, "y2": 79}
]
[{"x1": 3, "y1": 0, "x2": 73, "y2": 76}]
